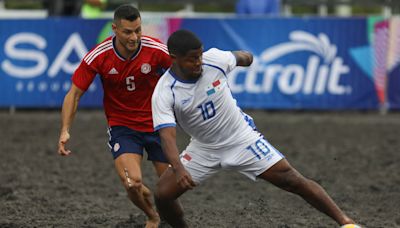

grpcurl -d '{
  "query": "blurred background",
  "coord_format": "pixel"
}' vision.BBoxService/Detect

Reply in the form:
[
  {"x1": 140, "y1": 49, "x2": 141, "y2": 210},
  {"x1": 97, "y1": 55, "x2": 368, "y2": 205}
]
[
  {"x1": 1, "y1": 0, "x2": 400, "y2": 112},
  {"x1": 1, "y1": 0, "x2": 400, "y2": 16},
  {"x1": 2, "y1": 3, "x2": 399, "y2": 227}
]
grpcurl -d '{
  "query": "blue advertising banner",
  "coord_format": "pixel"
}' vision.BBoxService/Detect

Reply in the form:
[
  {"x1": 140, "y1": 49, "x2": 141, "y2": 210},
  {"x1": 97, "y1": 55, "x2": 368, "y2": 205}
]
[
  {"x1": 386, "y1": 17, "x2": 400, "y2": 110},
  {"x1": 170, "y1": 17, "x2": 380, "y2": 109},
  {"x1": 0, "y1": 19, "x2": 111, "y2": 107},
  {"x1": 2, "y1": 17, "x2": 394, "y2": 110},
  {"x1": 388, "y1": 66, "x2": 400, "y2": 109}
]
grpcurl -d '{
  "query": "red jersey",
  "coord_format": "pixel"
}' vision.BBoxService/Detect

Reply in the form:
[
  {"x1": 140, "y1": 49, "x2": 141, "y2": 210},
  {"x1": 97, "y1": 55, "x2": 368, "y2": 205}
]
[{"x1": 72, "y1": 36, "x2": 172, "y2": 132}]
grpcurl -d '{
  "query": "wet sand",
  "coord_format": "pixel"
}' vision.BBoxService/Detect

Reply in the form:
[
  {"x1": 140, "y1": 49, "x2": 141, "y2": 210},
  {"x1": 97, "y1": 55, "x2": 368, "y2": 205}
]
[{"x1": 0, "y1": 110, "x2": 399, "y2": 227}]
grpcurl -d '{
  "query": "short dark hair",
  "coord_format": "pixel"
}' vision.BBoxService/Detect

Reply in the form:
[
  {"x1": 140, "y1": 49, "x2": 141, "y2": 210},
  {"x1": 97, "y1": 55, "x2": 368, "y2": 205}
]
[
  {"x1": 114, "y1": 4, "x2": 140, "y2": 23},
  {"x1": 167, "y1": 30, "x2": 202, "y2": 56}
]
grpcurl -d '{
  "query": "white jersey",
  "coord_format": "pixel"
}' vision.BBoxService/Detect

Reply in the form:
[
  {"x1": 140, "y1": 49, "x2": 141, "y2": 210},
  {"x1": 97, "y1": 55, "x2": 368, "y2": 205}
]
[{"x1": 152, "y1": 48, "x2": 261, "y2": 151}]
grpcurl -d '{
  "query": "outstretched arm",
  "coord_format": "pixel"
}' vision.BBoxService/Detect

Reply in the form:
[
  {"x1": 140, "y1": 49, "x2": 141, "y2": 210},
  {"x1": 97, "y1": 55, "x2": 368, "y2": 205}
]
[
  {"x1": 232, "y1": 50, "x2": 253, "y2": 67},
  {"x1": 159, "y1": 127, "x2": 196, "y2": 189},
  {"x1": 58, "y1": 84, "x2": 85, "y2": 156}
]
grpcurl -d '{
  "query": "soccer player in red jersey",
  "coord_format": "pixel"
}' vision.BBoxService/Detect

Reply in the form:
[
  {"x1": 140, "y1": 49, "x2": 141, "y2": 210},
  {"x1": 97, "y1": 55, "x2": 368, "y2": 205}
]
[{"x1": 57, "y1": 5, "x2": 171, "y2": 228}]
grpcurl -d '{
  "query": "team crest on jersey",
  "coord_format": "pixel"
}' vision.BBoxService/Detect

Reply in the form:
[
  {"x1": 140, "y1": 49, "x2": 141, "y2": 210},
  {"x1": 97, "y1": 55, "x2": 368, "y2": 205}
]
[
  {"x1": 206, "y1": 79, "x2": 224, "y2": 96},
  {"x1": 113, "y1": 143, "x2": 120, "y2": 152},
  {"x1": 141, "y1": 63, "x2": 151, "y2": 74}
]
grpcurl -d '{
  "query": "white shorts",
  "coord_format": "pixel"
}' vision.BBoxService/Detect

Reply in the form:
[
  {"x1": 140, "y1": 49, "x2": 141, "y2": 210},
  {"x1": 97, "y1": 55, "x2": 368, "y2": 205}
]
[{"x1": 179, "y1": 137, "x2": 284, "y2": 184}]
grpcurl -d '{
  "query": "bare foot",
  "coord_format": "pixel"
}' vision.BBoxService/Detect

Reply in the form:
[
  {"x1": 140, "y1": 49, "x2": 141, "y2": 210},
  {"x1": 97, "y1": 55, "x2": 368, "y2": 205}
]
[
  {"x1": 339, "y1": 215, "x2": 355, "y2": 226},
  {"x1": 145, "y1": 214, "x2": 160, "y2": 228},
  {"x1": 142, "y1": 188, "x2": 160, "y2": 228}
]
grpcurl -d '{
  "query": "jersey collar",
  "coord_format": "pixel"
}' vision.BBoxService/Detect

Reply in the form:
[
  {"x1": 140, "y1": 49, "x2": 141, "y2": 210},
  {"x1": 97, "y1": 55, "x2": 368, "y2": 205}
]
[
  {"x1": 112, "y1": 36, "x2": 142, "y2": 61},
  {"x1": 168, "y1": 69, "x2": 199, "y2": 84}
]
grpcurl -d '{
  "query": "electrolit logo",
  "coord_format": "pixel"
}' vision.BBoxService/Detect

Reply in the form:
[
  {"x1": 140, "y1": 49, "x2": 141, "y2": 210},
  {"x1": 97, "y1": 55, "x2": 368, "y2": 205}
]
[{"x1": 229, "y1": 31, "x2": 352, "y2": 95}]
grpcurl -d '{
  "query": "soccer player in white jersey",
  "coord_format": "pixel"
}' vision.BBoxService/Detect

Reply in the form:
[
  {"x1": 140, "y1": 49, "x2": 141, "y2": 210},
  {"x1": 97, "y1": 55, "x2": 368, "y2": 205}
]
[{"x1": 151, "y1": 30, "x2": 360, "y2": 227}]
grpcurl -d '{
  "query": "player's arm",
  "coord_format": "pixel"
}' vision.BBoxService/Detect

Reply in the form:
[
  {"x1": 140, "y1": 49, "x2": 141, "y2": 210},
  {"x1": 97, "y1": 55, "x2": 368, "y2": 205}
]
[
  {"x1": 158, "y1": 127, "x2": 181, "y2": 169},
  {"x1": 152, "y1": 81, "x2": 195, "y2": 188},
  {"x1": 58, "y1": 84, "x2": 85, "y2": 156},
  {"x1": 58, "y1": 57, "x2": 97, "y2": 156},
  {"x1": 159, "y1": 127, "x2": 196, "y2": 189},
  {"x1": 232, "y1": 50, "x2": 253, "y2": 67}
]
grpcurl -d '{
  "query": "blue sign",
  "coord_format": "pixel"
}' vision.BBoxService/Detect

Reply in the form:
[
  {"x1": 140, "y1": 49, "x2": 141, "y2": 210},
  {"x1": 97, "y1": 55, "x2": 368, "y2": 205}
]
[
  {"x1": 173, "y1": 17, "x2": 379, "y2": 109},
  {"x1": 0, "y1": 19, "x2": 110, "y2": 107},
  {"x1": 388, "y1": 65, "x2": 400, "y2": 109},
  {"x1": 1, "y1": 17, "x2": 389, "y2": 110}
]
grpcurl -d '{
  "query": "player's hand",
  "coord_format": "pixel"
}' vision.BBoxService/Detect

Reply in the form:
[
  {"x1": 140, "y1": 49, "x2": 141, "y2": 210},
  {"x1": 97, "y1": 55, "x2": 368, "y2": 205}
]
[
  {"x1": 174, "y1": 167, "x2": 196, "y2": 190},
  {"x1": 58, "y1": 131, "x2": 72, "y2": 156}
]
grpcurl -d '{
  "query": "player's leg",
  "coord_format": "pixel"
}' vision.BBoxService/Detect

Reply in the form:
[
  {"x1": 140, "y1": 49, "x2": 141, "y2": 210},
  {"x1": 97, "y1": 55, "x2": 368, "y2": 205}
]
[
  {"x1": 108, "y1": 126, "x2": 159, "y2": 228},
  {"x1": 258, "y1": 158, "x2": 354, "y2": 226},
  {"x1": 114, "y1": 153, "x2": 160, "y2": 228},
  {"x1": 154, "y1": 149, "x2": 220, "y2": 227},
  {"x1": 141, "y1": 161, "x2": 168, "y2": 219},
  {"x1": 154, "y1": 166, "x2": 189, "y2": 228},
  {"x1": 152, "y1": 161, "x2": 169, "y2": 176},
  {"x1": 141, "y1": 132, "x2": 170, "y2": 226},
  {"x1": 143, "y1": 131, "x2": 170, "y2": 178},
  {"x1": 235, "y1": 137, "x2": 355, "y2": 225}
]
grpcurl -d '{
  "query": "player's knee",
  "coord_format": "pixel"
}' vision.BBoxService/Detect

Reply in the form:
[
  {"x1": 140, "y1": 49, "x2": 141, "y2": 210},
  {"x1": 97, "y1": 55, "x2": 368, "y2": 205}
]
[
  {"x1": 154, "y1": 185, "x2": 167, "y2": 201},
  {"x1": 154, "y1": 183, "x2": 172, "y2": 201},
  {"x1": 124, "y1": 175, "x2": 142, "y2": 191}
]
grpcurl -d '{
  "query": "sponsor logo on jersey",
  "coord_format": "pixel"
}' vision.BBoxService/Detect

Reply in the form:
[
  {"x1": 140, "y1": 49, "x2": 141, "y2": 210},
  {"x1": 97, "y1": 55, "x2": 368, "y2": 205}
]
[
  {"x1": 108, "y1": 67, "x2": 119, "y2": 75},
  {"x1": 181, "y1": 97, "x2": 192, "y2": 106},
  {"x1": 141, "y1": 63, "x2": 151, "y2": 74}
]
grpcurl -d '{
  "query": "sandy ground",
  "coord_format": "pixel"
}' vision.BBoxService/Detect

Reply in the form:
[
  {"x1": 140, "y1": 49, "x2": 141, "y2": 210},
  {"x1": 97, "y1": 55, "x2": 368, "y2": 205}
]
[{"x1": 0, "y1": 110, "x2": 399, "y2": 228}]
